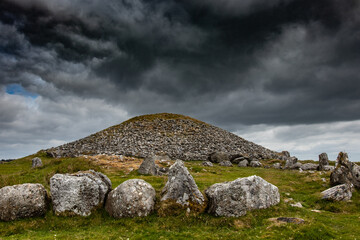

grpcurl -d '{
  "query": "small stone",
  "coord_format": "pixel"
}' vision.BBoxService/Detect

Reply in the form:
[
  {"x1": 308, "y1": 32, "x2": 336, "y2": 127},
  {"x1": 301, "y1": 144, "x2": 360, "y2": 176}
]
[
  {"x1": 272, "y1": 163, "x2": 281, "y2": 169},
  {"x1": 284, "y1": 198, "x2": 293, "y2": 203},
  {"x1": 322, "y1": 178, "x2": 326, "y2": 182},
  {"x1": 276, "y1": 217, "x2": 305, "y2": 224},
  {"x1": 290, "y1": 202, "x2": 303, "y2": 208},
  {"x1": 311, "y1": 210, "x2": 321, "y2": 213}
]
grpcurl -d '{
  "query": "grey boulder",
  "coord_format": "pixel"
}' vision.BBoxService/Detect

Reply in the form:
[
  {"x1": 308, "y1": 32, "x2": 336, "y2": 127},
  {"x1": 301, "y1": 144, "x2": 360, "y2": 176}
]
[
  {"x1": 300, "y1": 163, "x2": 318, "y2": 171},
  {"x1": 202, "y1": 161, "x2": 213, "y2": 167},
  {"x1": 50, "y1": 170, "x2": 111, "y2": 216},
  {"x1": 318, "y1": 153, "x2": 329, "y2": 171},
  {"x1": 330, "y1": 152, "x2": 360, "y2": 188},
  {"x1": 0, "y1": 183, "x2": 48, "y2": 221},
  {"x1": 32, "y1": 157, "x2": 43, "y2": 168},
  {"x1": 284, "y1": 157, "x2": 301, "y2": 169},
  {"x1": 323, "y1": 165, "x2": 335, "y2": 171},
  {"x1": 272, "y1": 163, "x2": 282, "y2": 169},
  {"x1": 160, "y1": 160, "x2": 206, "y2": 214},
  {"x1": 321, "y1": 184, "x2": 353, "y2": 201},
  {"x1": 105, "y1": 179, "x2": 156, "y2": 218},
  {"x1": 205, "y1": 175, "x2": 280, "y2": 217},
  {"x1": 238, "y1": 160, "x2": 249, "y2": 167},
  {"x1": 209, "y1": 152, "x2": 230, "y2": 163},
  {"x1": 219, "y1": 161, "x2": 233, "y2": 167},
  {"x1": 249, "y1": 160, "x2": 262, "y2": 168}
]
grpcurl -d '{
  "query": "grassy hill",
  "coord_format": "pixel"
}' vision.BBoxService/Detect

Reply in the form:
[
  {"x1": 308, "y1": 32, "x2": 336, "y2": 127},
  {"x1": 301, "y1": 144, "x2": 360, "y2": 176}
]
[{"x1": 0, "y1": 153, "x2": 359, "y2": 239}]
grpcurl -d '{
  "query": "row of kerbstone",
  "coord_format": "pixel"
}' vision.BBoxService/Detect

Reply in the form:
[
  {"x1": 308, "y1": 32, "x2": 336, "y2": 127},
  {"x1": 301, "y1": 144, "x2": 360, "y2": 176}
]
[{"x1": 0, "y1": 161, "x2": 280, "y2": 221}]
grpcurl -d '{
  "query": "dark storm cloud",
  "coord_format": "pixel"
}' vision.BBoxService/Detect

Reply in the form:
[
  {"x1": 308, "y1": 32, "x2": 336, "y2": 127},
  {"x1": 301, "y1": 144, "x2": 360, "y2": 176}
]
[{"x1": 1, "y1": 0, "x2": 360, "y2": 159}]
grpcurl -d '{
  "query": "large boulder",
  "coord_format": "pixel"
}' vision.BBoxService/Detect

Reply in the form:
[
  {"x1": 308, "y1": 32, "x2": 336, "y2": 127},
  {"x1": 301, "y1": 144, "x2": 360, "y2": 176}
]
[
  {"x1": 209, "y1": 152, "x2": 230, "y2": 163},
  {"x1": 105, "y1": 179, "x2": 156, "y2": 218},
  {"x1": 138, "y1": 156, "x2": 168, "y2": 176},
  {"x1": 32, "y1": 157, "x2": 43, "y2": 168},
  {"x1": 231, "y1": 157, "x2": 245, "y2": 164},
  {"x1": 0, "y1": 183, "x2": 48, "y2": 221},
  {"x1": 249, "y1": 160, "x2": 262, "y2": 168},
  {"x1": 281, "y1": 151, "x2": 291, "y2": 158},
  {"x1": 205, "y1": 175, "x2": 280, "y2": 217},
  {"x1": 318, "y1": 153, "x2": 329, "y2": 171},
  {"x1": 330, "y1": 152, "x2": 360, "y2": 188},
  {"x1": 238, "y1": 160, "x2": 249, "y2": 167},
  {"x1": 301, "y1": 163, "x2": 318, "y2": 171},
  {"x1": 159, "y1": 160, "x2": 206, "y2": 215},
  {"x1": 50, "y1": 170, "x2": 111, "y2": 216},
  {"x1": 321, "y1": 184, "x2": 353, "y2": 201}
]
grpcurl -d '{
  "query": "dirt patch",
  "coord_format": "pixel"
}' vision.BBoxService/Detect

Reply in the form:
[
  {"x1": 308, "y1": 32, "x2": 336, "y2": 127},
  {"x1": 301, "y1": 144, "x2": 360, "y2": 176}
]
[{"x1": 81, "y1": 155, "x2": 174, "y2": 173}]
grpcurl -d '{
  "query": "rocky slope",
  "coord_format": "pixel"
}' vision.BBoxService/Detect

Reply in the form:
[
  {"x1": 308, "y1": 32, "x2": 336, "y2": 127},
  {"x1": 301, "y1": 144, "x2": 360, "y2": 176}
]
[{"x1": 47, "y1": 113, "x2": 282, "y2": 161}]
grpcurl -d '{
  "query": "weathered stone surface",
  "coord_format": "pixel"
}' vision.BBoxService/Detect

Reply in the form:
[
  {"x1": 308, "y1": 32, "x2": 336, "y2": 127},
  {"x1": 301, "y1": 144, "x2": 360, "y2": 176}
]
[
  {"x1": 202, "y1": 161, "x2": 213, "y2": 167},
  {"x1": 249, "y1": 160, "x2": 262, "y2": 168},
  {"x1": 300, "y1": 163, "x2": 318, "y2": 171},
  {"x1": 50, "y1": 170, "x2": 111, "y2": 216},
  {"x1": 0, "y1": 183, "x2": 48, "y2": 221},
  {"x1": 32, "y1": 157, "x2": 43, "y2": 168},
  {"x1": 290, "y1": 202, "x2": 303, "y2": 208},
  {"x1": 46, "y1": 113, "x2": 282, "y2": 161},
  {"x1": 269, "y1": 217, "x2": 305, "y2": 224},
  {"x1": 330, "y1": 152, "x2": 360, "y2": 188},
  {"x1": 105, "y1": 179, "x2": 156, "y2": 218},
  {"x1": 209, "y1": 152, "x2": 230, "y2": 163},
  {"x1": 321, "y1": 184, "x2": 353, "y2": 201},
  {"x1": 238, "y1": 160, "x2": 248, "y2": 167},
  {"x1": 318, "y1": 153, "x2": 329, "y2": 171},
  {"x1": 205, "y1": 175, "x2": 280, "y2": 217},
  {"x1": 219, "y1": 161, "x2": 233, "y2": 167},
  {"x1": 272, "y1": 163, "x2": 281, "y2": 169},
  {"x1": 160, "y1": 160, "x2": 205, "y2": 214},
  {"x1": 138, "y1": 156, "x2": 168, "y2": 176}
]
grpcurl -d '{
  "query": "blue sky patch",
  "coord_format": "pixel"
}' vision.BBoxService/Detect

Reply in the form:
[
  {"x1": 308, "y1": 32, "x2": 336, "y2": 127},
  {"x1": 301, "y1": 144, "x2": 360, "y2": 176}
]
[{"x1": 6, "y1": 84, "x2": 38, "y2": 99}]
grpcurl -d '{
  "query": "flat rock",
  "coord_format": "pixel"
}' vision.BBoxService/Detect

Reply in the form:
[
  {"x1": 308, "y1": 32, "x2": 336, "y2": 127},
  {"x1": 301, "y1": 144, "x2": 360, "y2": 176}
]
[
  {"x1": 323, "y1": 165, "x2": 335, "y2": 171},
  {"x1": 0, "y1": 183, "x2": 48, "y2": 221},
  {"x1": 205, "y1": 175, "x2": 280, "y2": 217},
  {"x1": 32, "y1": 157, "x2": 43, "y2": 168},
  {"x1": 159, "y1": 160, "x2": 205, "y2": 215},
  {"x1": 321, "y1": 183, "x2": 353, "y2": 201},
  {"x1": 50, "y1": 170, "x2": 111, "y2": 216},
  {"x1": 290, "y1": 202, "x2": 303, "y2": 208},
  {"x1": 105, "y1": 179, "x2": 156, "y2": 218},
  {"x1": 301, "y1": 163, "x2": 318, "y2": 171},
  {"x1": 269, "y1": 217, "x2": 305, "y2": 224}
]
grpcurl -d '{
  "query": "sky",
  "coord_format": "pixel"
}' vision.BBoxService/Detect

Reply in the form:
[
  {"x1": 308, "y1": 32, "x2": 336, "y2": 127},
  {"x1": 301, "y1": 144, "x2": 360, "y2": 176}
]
[{"x1": 1, "y1": 0, "x2": 360, "y2": 161}]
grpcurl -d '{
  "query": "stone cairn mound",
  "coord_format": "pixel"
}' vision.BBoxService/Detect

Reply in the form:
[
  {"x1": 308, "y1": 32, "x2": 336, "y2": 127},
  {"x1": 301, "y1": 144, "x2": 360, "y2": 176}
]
[{"x1": 46, "y1": 113, "x2": 283, "y2": 161}]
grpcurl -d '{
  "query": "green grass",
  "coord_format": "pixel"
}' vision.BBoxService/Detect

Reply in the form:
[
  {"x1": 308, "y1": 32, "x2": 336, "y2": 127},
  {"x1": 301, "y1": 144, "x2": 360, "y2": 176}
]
[{"x1": 1, "y1": 155, "x2": 359, "y2": 239}]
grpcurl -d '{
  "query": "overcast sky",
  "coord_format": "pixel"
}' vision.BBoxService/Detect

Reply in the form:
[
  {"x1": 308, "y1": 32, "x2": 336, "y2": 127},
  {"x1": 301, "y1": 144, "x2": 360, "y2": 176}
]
[{"x1": 1, "y1": 0, "x2": 360, "y2": 161}]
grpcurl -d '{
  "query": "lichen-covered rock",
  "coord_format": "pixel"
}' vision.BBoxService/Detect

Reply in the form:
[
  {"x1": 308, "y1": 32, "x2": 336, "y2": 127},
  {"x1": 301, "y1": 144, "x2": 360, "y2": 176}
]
[
  {"x1": 0, "y1": 183, "x2": 48, "y2": 221},
  {"x1": 138, "y1": 156, "x2": 168, "y2": 176},
  {"x1": 159, "y1": 160, "x2": 205, "y2": 215},
  {"x1": 105, "y1": 179, "x2": 156, "y2": 218},
  {"x1": 281, "y1": 151, "x2": 291, "y2": 158},
  {"x1": 330, "y1": 152, "x2": 360, "y2": 188},
  {"x1": 238, "y1": 160, "x2": 248, "y2": 167},
  {"x1": 50, "y1": 170, "x2": 111, "y2": 216},
  {"x1": 249, "y1": 160, "x2": 262, "y2": 168},
  {"x1": 300, "y1": 163, "x2": 318, "y2": 171},
  {"x1": 321, "y1": 184, "x2": 353, "y2": 201},
  {"x1": 205, "y1": 175, "x2": 280, "y2": 217},
  {"x1": 32, "y1": 157, "x2": 43, "y2": 168},
  {"x1": 202, "y1": 161, "x2": 213, "y2": 167},
  {"x1": 323, "y1": 165, "x2": 335, "y2": 171},
  {"x1": 219, "y1": 161, "x2": 233, "y2": 167},
  {"x1": 318, "y1": 153, "x2": 329, "y2": 171}
]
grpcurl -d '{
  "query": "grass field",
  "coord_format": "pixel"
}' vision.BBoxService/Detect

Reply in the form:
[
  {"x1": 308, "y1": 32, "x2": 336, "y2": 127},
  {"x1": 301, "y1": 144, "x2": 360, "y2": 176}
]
[{"x1": 0, "y1": 153, "x2": 359, "y2": 239}]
